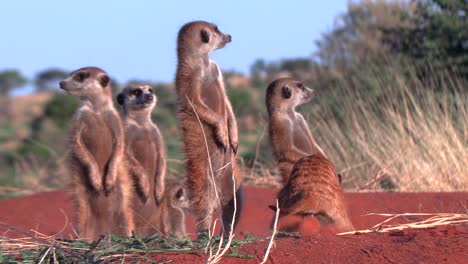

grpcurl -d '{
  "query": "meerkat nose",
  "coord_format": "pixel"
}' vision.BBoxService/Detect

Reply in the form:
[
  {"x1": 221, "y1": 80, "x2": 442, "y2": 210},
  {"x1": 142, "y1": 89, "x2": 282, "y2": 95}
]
[
  {"x1": 226, "y1": 34, "x2": 232, "y2": 42},
  {"x1": 147, "y1": 94, "x2": 154, "y2": 101},
  {"x1": 59, "y1": 81, "x2": 65, "y2": 89}
]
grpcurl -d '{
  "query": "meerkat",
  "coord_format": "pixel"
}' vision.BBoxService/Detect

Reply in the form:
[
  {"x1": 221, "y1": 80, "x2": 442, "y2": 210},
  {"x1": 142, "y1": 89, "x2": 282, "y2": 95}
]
[
  {"x1": 175, "y1": 21, "x2": 243, "y2": 235},
  {"x1": 60, "y1": 67, "x2": 133, "y2": 241},
  {"x1": 158, "y1": 181, "x2": 189, "y2": 238},
  {"x1": 116, "y1": 84, "x2": 166, "y2": 237},
  {"x1": 266, "y1": 78, "x2": 328, "y2": 184},
  {"x1": 269, "y1": 154, "x2": 354, "y2": 232}
]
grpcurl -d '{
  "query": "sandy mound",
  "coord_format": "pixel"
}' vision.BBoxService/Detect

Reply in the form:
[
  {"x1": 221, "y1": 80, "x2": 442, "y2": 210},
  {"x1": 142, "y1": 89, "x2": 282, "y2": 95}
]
[{"x1": 0, "y1": 186, "x2": 466, "y2": 262}]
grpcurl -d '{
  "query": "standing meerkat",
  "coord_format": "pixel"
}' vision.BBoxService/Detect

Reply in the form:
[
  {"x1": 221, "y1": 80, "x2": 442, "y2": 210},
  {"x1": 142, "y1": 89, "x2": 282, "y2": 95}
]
[
  {"x1": 270, "y1": 154, "x2": 354, "y2": 232},
  {"x1": 116, "y1": 84, "x2": 166, "y2": 237},
  {"x1": 175, "y1": 21, "x2": 243, "y2": 235},
  {"x1": 158, "y1": 181, "x2": 189, "y2": 238},
  {"x1": 266, "y1": 78, "x2": 327, "y2": 184},
  {"x1": 60, "y1": 67, "x2": 133, "y2": 241}
]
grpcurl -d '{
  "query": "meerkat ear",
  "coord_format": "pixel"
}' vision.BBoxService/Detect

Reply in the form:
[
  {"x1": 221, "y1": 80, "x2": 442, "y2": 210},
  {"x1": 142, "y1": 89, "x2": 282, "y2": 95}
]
[
  {"x1": 281, "y1": 85, "x2": 292, "y2": 99},
  {"x1": 175, "y1": 188, "x2": 185, "y2": 201},
  {"x1": 100, "y1": 75, "x2": 110, "y2": 88},
  {"x1": 200, "y1": 29, "x2": 210, "y2": 43},
  {"x1": 116, "y1": 93, "x2": 125, "y2": 105}
]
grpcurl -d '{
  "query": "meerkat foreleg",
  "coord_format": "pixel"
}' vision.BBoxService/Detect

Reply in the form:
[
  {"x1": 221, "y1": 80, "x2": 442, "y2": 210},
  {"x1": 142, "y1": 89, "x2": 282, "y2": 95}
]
[
  {"x1": 126, "y1": 154, "x2": 150, "y2": 203},
  {"x1": 103, "y1": 112, "x2": 124, "y2": 195},
  {"x1": 300, "y1": 120, "x2": 327, "y2": 158},
  {"x1": 70, "y1": 121, "x2": 102, "y2": 192},
  {"x1": 153, "y1": 132, "x2": 166, "y2": 205},
  {"x1": 225, "y1": 99, "x2": 238, "y2": 154},
  {"x1": 186, "y1": 79, "x2": 229, "y2": 150},
  {"x1": 286, "y1": 147, "x2": 311, "y2": 163}
]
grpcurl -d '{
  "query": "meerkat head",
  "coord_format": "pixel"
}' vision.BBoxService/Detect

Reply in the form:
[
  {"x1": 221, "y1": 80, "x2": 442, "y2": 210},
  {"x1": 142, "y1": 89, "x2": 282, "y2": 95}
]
[
  {"x1": 59, "y1": 67, "x2": 111, "y2": 99},
  {"x1": 266, "y1": 78, "x2": 316, "y2": 114},
  {"x1": 177, "y1": 21, "x2": 232, "y2": 56},
  {"x1": 116, "y1": 84, "x2": 156, "y2": 114}
]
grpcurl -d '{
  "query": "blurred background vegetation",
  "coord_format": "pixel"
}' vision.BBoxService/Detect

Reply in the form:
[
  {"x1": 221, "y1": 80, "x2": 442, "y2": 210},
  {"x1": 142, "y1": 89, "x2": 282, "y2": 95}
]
[{"x1": 0, "y1": 0, "x2": 466, "y2": 198}]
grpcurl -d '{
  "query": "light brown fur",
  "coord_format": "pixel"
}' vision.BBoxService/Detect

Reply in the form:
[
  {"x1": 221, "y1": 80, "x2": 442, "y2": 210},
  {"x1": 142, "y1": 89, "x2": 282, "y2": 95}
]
[
  {"x1": 175, "y1": 21, "x2": 243, "y2": 234},
  {"x1": 117, "y1": 84, "x2": 166, "y2": 237},
  {"x1": 60, "y1": 67, "x2": 134, "y2": 241},
  {"x1": 158, "y1": 181, "x2": 189, "y2": 238},
  {"x1": 266, "y1": 78, "x2": 326, "y2": 184},
  {"x1": 270, "y1": 154, "x2": 354, "y2": 232}
]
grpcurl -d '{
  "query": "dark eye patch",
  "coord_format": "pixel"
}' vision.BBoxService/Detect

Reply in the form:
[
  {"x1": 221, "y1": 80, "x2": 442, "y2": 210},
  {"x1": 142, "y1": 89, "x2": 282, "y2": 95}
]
[
  {"x1": 281, "y1": 85, "x2": 292, "y2": 99},
  {"x1": 100, "y1": 75, "x2": 110, "y2": 87},
  {"x1": 148, "y1": 88, "x2": 153, "y2": 94},
  {"x1": 175, "y1": 188, "x2": 184, "y2": 200},
  {"x1": 132, "y1": 89, "x2": 142, "y2": 96},
  {"x1": 200, "y1": 29, "x2": 210, "y2": 43},
  {"x1": 297, "y1": 83, "x2": 305, "y2": 91},
  {"x1": 75, "y1": 72, "x2": 89, "y2": 82}
]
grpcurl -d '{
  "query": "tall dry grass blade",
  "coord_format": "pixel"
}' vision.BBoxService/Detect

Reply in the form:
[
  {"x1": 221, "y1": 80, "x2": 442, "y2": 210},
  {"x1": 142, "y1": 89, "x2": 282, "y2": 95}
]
[
  {"x1": 207, "y1": 172, "x2": 237, "y2": 264},
  {"x1": 260, "y1": 199, "x2": 280, "y2": 264}
]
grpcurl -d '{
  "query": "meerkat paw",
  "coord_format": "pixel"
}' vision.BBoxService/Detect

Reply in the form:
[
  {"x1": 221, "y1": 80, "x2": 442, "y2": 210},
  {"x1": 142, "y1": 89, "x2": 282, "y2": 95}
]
[
  {"x1": 88, "y1": 166, "x2": 103, "y2": 192},
  {"x1": 154, "y1": 183, "x2": 165, "y2": 205},
  {"x1": 228, "y1": 128, "x2": 238, "y2": 154},
  {"x1": 229, "y1": 138, "x2": 238, "y2": 155},
  {"x1": 137, "y1": 182, "x2": 150, "y2": 204},
  {"x1": 103, "y1": 172, "x2": 117, "y2": 196},
  {"x1": 215, "y1": 122, "x2": 229, "y2": 152}
]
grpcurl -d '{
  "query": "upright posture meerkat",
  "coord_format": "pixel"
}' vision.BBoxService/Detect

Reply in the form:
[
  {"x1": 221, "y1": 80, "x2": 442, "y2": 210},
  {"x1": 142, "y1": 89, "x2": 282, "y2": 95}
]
[
  {"x1": 266, "y1": 78, "x2": 327, "y2": 183},
  {"x1": 175, "y1": 21, "x2": 243, "y2": 235},
  {"x1": 270, "y1": 154, "x2": 354, "y2": 232},
  {"x1": 60, "y1": 67, "x2": 133, "y2": 241},
  {"x1": 159, "y1": 181, "x2": 189, "y2": 238},
  {"x1": 116, "y1": 84, "x2": 166, "y2": 237}
]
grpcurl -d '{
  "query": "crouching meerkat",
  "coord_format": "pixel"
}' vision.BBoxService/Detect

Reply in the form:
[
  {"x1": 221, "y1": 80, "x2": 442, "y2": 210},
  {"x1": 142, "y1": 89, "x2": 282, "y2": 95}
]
[
  {"x1": 116, "y1": 84, "x2": 166, "y2": 237},
  {"x1": 266, "y1": 78, "x2": 327, "y2": 184},
  {"x1": 270, "y1": 154, "x2": 354, "y2": 233},
  {"x1": 175, "y1": 21, "x2": 243, "y2": 235},
  {"x1": 60, "y1": 67, "x2": 133, "y2": 241},
  {"x1": 158, "y1": 181, "x2": 189, "y2": 238}
]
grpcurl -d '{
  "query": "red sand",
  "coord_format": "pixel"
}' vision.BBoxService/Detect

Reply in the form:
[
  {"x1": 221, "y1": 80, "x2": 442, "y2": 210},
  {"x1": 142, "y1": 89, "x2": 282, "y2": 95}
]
[{"x1": 0, "y1": 186, "x2": 467, "y2": 263}]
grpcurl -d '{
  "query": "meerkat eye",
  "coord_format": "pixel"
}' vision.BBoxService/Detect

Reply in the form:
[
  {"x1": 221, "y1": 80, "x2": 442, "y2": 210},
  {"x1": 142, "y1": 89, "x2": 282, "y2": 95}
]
[
  {"x1": 297, "y1": 83, "x2": 305, "y2": 91},
  {"x1": 148, "y1": 88, "x2": 153, "y2": 94},
  {"x1": 76, "y1": 72, "x2": 89, "y2": 82},
  {"x1": 132, "y1": 89, "x2": 142, "y2": 96}
]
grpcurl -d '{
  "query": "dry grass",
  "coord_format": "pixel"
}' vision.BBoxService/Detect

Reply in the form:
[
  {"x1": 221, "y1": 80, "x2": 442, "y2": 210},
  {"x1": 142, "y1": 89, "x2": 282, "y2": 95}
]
[
  {"x1": 260, "y1": 199, "x2": 279, "y2": 264},
  {"x1": 307, "y1": 69, "x2": 468, "y2": 191},
  {"x1": 338, "y1": 212, "x2": 468, "y2": 235}
]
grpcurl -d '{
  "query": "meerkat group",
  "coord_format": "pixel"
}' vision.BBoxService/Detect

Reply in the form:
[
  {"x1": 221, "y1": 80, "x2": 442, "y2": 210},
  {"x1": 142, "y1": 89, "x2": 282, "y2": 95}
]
[{"x1": 61, "y1": 20, "x2": 353, "y2": 241}]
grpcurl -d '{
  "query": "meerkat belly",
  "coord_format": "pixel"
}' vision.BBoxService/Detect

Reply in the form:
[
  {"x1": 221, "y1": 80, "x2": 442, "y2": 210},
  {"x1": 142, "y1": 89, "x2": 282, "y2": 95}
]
[
  {"x1": 132, "y1": 132, "x2": 157, "y2": 180},
  {"x1": 81, "y1": 116, "x2": 114, "y2": 172},
  {"x1": 201, "y1": 79, "x2": 226, "y2": 117}
]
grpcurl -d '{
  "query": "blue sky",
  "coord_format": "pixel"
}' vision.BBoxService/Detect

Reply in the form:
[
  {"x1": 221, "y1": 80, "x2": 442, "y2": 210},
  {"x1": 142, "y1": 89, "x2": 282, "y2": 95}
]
[{"x1": 1, "y1": 0, "x2": 348, "y2": 90}]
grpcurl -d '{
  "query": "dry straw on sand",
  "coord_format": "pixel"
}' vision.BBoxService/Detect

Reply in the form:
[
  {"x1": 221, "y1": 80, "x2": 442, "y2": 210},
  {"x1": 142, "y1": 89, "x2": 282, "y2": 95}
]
[{"x1": 338, "y1": 212, "x2": 468, "y2": 235}]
